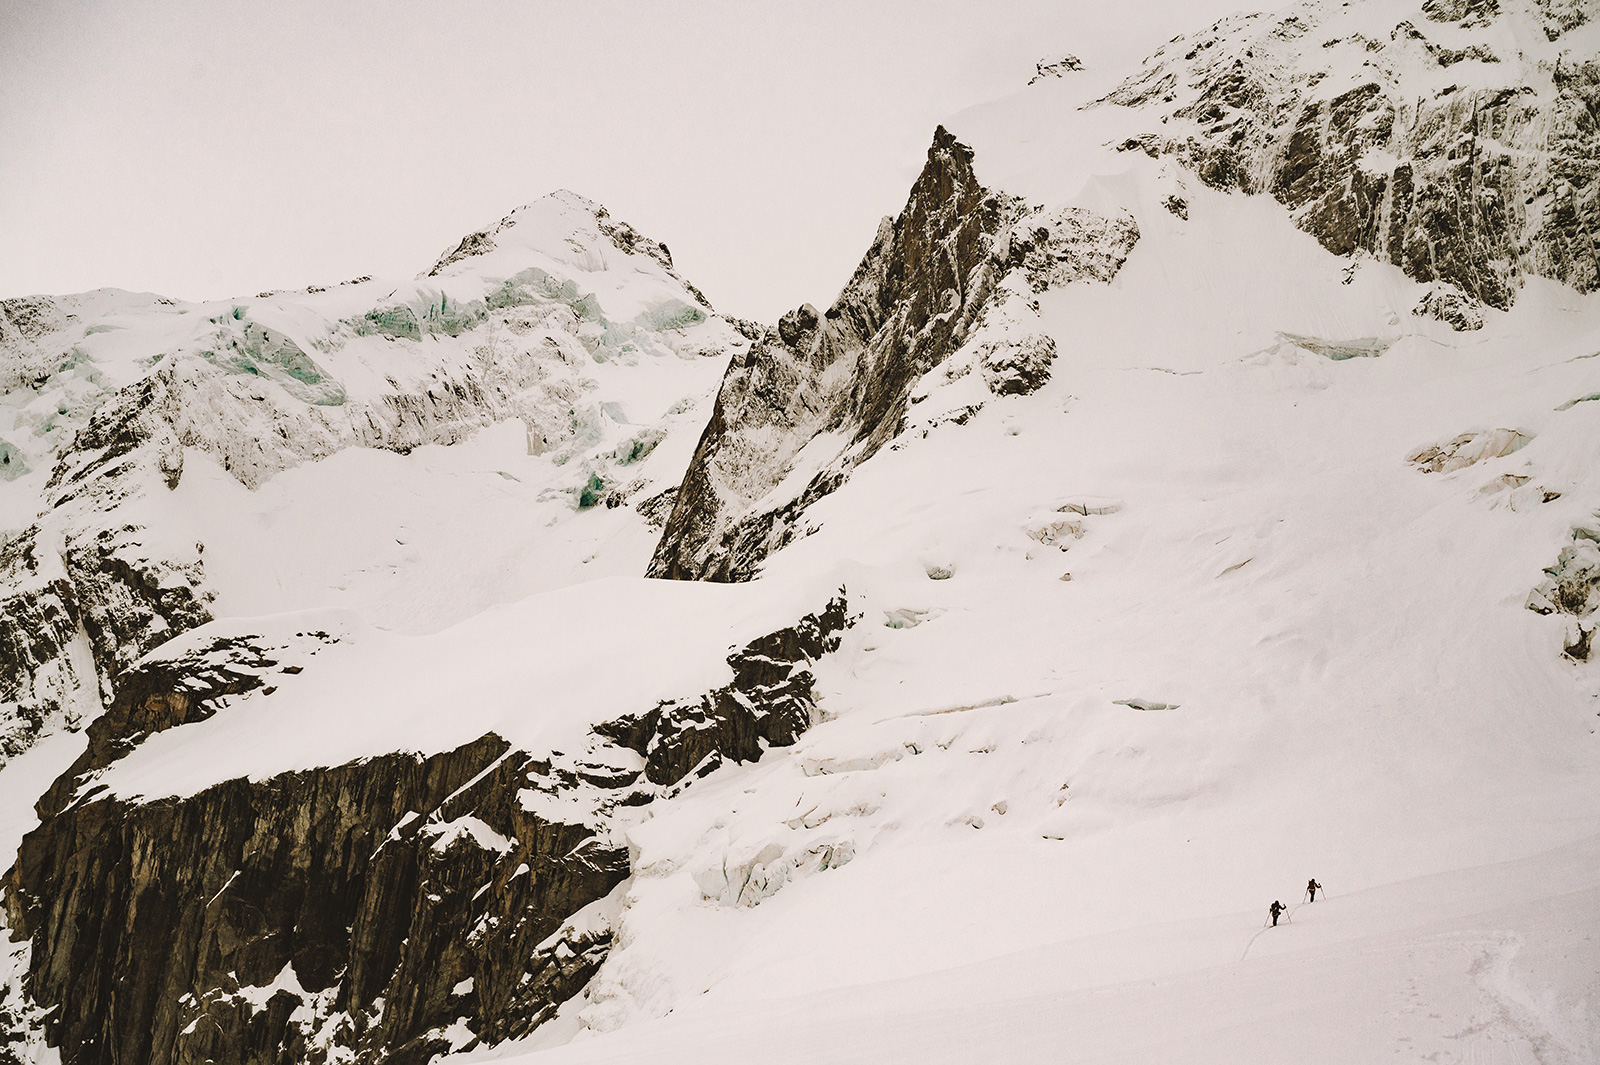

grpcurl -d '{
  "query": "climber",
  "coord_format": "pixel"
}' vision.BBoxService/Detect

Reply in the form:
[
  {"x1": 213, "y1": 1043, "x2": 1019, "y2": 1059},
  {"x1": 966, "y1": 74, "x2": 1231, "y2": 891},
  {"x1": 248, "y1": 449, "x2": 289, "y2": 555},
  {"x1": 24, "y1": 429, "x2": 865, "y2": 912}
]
[
  {"x1": 1306, "y1": 878, "x2": 1322, "y2": 902},
  {"x1": 1269, "y1": 900, "x2": 1285, "y2": 926}
]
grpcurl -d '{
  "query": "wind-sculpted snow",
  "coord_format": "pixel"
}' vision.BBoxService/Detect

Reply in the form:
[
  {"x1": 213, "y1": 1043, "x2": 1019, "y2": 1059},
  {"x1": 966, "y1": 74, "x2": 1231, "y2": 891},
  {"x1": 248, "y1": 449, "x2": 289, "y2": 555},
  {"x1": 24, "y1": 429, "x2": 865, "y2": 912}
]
[
  {"x1": 1408, "y1": 426, "x2": 1532, "y2": 472},
  {"x1": 0, "y1": 192, "x2": 743, "y2": 760},
  {"x1": 1099, "y1": 0, "x2": 1600, "y2": 313}
]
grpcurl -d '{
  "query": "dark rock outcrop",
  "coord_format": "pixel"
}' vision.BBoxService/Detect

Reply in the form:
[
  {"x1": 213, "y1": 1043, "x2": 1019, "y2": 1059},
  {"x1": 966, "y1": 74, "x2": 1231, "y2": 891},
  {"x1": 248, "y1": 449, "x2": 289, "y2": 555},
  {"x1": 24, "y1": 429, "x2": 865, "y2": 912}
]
[
  {"x1": 647, "y1": 126, "x2": 1021, "y2": 582},
  {"x1": 978, "y1": 334, "x2": 1058, "y2": 396},
  {"x1": 1029, "y1": 54, "x2": 1084, "y2": 84},
  {"x1": 35, "y1": 627, "x2": 343, "y2": 820},
  {"x1": 1103, "y1": 2, "x2": 1600, "y2": 311},
  {"x1": 596, "y1": 593, "x2": 851, "y2": 783},
  {"x1": 4, "y1": 594, "x2": 851, "y2": 1065},
  {"x1": 1413, "y1": 283, "x2": 1485, "y2": 329}
]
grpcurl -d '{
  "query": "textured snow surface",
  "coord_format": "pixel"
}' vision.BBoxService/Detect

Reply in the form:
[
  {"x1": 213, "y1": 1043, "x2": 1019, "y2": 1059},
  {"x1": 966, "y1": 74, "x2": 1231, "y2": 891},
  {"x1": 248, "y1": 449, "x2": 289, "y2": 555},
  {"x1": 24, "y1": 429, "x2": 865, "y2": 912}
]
[{"x1": 454, "y1": 836, "x2": 1600, "y2": 1064}]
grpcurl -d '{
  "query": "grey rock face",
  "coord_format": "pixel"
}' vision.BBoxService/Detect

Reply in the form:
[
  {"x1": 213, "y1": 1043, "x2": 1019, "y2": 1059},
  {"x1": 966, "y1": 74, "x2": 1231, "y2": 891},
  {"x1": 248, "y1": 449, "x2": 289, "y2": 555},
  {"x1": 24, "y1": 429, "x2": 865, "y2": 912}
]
[
  {"x1": 1004, "y1": 207, "x2": 1140, "y2": 294},
  {"x1": 1102, "y1": 0, "x2": 1600, "y2": 311},
  {"x1": 5, "y1": 595, "x2": 851, "y2": 1065},
  {"x1": 648, "y1": 127, "x2": 1137, "y2": 583},
  {"x1": 0, "y1": 300, "x2": 68, "y2": 366},
  {"x1": 597, "y1": 593, "x2": 852, "y2": 784},
  {"x1": 1413, "y1": 283, "x2": 1485, "y2": 329},
  {"x1": 0, "y1": 520, "x2": 213, "y2": 758},
  {"x1": 1420, "y1": 0, "x2": 1499, "y2": 28}
]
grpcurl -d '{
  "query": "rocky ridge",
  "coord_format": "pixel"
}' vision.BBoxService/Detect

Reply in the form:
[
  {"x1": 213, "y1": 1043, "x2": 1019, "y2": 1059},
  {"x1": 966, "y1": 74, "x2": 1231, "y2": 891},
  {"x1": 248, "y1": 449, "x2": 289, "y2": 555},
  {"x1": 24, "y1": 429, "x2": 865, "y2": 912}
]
[{"x1": 647, "y1": 127, "x2": 1139, "y2": 582}]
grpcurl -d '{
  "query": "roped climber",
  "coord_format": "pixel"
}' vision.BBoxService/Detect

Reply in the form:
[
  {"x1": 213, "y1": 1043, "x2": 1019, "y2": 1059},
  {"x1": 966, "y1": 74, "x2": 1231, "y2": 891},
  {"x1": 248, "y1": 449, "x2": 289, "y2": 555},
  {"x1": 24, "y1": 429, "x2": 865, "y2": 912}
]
[
  {"x1": 1269, "y1": 900, "x2": 1285, "y2": 926},
  {"x1": 1306, "y1": 878, "x2": 1322, "y2": 902}
]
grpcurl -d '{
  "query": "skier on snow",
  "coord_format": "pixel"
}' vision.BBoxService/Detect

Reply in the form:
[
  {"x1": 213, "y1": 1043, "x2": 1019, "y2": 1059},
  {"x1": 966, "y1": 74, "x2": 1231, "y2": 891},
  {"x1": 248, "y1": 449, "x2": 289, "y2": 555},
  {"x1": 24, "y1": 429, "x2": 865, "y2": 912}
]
[
  {"x1": 1306, "y1": 878, "x2": 1322, "y2": 902},
  {"x1": 1269, "y1": 900, "x2": 1285, "y2": 926}
]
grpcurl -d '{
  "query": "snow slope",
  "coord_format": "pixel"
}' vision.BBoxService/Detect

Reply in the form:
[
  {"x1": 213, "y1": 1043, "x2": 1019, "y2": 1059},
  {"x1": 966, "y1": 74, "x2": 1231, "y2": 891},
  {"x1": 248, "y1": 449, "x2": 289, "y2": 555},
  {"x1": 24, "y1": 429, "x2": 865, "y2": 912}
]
[
  {"x1": 480, "y1": 192, "x2": 1599, "y2": 1060},
  {"x1": 459, "y1": 834, "x2": 1600, "y2": 1063}
]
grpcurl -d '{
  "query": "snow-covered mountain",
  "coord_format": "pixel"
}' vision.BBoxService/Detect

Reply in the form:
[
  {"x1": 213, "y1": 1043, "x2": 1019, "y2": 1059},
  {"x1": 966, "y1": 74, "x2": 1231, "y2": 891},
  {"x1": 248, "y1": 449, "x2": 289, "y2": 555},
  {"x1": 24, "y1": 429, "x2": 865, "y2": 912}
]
[
  {"x1": 0, "y1": 191, "x2": 745, "y2": 756},
  {"x1": 2, "y1": 1, "x2": 1599, "y2": 1063}
]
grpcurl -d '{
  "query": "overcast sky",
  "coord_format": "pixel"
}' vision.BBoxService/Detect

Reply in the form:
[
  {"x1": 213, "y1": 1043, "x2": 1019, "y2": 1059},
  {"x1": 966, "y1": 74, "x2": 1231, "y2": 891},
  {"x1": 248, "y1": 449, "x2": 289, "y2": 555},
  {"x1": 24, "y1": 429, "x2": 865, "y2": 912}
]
[{"x1": 1, "y1": 0, "x2": 1246, "y2": 323}]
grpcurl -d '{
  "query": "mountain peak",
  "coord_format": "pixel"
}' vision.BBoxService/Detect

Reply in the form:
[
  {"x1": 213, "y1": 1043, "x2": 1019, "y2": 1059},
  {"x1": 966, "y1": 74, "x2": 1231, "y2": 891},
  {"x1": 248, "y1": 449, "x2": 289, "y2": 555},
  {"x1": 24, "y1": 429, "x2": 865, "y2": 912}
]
[{"x1": 425, "y1": 190, "x2": 709, "y2": 307}]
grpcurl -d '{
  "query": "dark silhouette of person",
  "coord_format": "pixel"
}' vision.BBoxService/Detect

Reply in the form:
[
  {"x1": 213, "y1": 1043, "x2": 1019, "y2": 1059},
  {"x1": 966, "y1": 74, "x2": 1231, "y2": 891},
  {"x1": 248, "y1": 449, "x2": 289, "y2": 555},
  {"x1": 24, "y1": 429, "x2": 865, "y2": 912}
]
[
  {"x1": 1269, "y1": 900, "x2": 1285, "y2": 926},
  {"x1": 1306, "y1": 878, "x2": 1322, "y2": 902}
]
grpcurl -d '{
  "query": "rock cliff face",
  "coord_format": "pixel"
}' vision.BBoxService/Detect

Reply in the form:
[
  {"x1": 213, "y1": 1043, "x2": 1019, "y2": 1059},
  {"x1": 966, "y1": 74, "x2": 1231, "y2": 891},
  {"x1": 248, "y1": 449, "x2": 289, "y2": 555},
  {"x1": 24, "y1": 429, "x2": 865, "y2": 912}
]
[
  {"x1": 1102, "y1": 0, "x2": 1600, "y2": 314},
  {"x1": 0, "y1": 194, "x2": 744, "y2": 761},
  {"x1": 648, "y1": 127, "x2": 1138, "y2": 582},
  {"x1": 5, "y1": 595, "x2": 851, "y2": 1065}
]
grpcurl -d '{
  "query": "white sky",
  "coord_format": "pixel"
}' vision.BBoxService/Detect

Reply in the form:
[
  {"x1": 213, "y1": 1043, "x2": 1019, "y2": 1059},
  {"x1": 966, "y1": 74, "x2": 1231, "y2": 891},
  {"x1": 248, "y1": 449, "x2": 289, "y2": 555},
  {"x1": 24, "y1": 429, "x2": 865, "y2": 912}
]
[{"x1": 0, "y1": 0, "x2": 1247, "y2": 323}]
